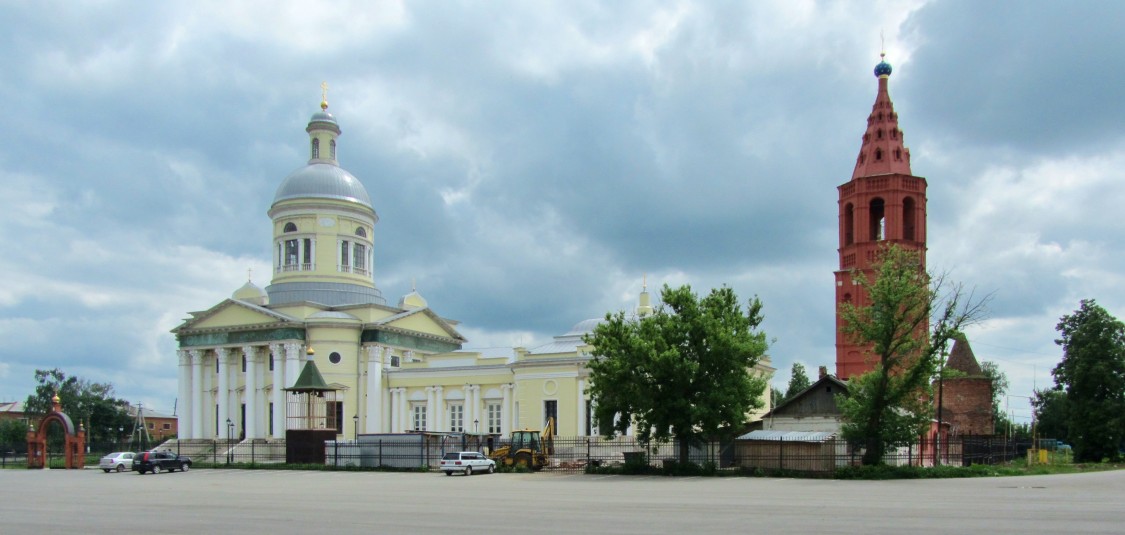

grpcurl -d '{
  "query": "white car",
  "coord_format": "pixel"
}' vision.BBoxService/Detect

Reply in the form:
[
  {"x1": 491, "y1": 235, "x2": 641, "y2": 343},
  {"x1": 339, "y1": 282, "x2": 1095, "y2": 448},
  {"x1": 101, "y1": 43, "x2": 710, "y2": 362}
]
[
  {"x1": 99, "y1": 451, "x2": 135, "y2": 473},
  {"x1": 440, "y1": 451, "x2": 496, "y2": 476}
]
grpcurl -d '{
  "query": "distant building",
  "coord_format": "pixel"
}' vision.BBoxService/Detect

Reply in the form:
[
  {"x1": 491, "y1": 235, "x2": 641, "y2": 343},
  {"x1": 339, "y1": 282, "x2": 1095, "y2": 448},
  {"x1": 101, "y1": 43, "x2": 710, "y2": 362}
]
[
  {"x1": 761, "y1": 367, "x2": 848, "y2": 434},
  {"x1": 0, "y1": 401, "x2": 28, "y2": 424},
  {"x1": 935, "y1": 337, "x2": 994, "y2": 435}
]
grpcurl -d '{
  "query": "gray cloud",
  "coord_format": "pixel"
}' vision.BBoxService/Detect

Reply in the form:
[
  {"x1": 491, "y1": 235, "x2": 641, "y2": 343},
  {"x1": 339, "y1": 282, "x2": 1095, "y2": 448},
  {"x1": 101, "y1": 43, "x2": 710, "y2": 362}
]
[{"x1": 0, "y1": 1, "x2": 1120, "y2": 425}]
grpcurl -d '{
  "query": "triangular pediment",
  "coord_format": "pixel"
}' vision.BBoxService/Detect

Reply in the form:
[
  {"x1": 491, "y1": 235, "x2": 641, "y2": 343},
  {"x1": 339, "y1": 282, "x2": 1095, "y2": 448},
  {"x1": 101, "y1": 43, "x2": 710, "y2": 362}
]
[
  {"x1": 375, "y1": 307, "x2": 466, "y2": 342},
  {"x1": 174, "y1": 299, "x2": 298, "y2": 333}
]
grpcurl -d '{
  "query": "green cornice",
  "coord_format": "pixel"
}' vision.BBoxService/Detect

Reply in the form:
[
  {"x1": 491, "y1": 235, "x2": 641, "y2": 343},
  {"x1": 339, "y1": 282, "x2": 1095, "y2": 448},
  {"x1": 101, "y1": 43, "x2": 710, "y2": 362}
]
[
  {"x1": 178, "y1": 328, "x2": 306, "y2": 347},
  {"x1": 361, "y1": 329, "x2": 461, "y2": 353}
]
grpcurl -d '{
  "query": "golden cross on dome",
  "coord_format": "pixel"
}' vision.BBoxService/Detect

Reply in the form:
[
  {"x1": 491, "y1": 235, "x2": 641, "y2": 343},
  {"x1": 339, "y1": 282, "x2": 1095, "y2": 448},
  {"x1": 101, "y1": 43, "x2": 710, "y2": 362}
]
[
  {"x1": 320, "y1": 81, "x2": 329, "y2": 110},
  {"x1": 247, "y1": 267, "x2": 253, "y2": 282}
]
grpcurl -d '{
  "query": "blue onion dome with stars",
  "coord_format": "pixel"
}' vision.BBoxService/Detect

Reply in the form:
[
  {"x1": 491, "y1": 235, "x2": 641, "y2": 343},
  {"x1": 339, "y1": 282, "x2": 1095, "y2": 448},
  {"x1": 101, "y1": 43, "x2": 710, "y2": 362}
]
[{"x1": 874, "y1": 53, "x2": 892, "y2": 77}]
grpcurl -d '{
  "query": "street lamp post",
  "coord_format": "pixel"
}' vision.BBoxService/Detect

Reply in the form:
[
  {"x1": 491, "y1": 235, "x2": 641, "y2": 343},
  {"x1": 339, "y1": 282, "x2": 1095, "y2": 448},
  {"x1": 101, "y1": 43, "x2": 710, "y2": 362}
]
[
  {"x1": 119, "y1": 426, "x2": 124, "y2": 451},
  {"x1": 474, "y1": 419, "x2": 479, "y2": 435},
  {"x1": 226, "y1": 418, "x2": 233, "y2": 464},
  {"x1": 352, "y1": 414, "x2": 359, "y2": 441}
]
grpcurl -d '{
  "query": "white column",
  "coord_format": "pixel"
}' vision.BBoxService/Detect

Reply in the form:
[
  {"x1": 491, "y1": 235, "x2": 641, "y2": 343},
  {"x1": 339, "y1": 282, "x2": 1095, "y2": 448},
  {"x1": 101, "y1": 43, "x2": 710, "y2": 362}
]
[
  {"x1": 461, "y1": 385, "x2": 471, "y2": 431},
  {"x1": 177, "y1": 350, "x2": 192, "y2": 440},
  {"x1": 243, "y1": 345, "x2": 258, "y2": 439},
  {"x1": 576, "y1": 379, "x2": 586, "y2": 437},
  {"x1": 425, "y1": 387, "x2": 434, "y2": 431},
  {"x1": 472, "y1": 385, "x2": 481, "y2": 433},
  {"x1": 270, "y1": 344, "x2": 285, "y2": 439},
  {"x1": 501, "y1": 384, "x2": 512, "y2": 438},
  {"x1": 217, "y1": 348, "x2": 231, "y2": 440},
  {"x1": 434, "y1": 386, "x2": 444, "y2": 431},
  {"x1": 190, "y1": 350, "x2": 205, "y2": 439},
  {"x1": 365, "y1": 346, "x2": 384, "y2": 434},
  {"x1": 389, "y1": 388, "x2": 400, "y2": 433},
  {"x1": 285, "y1": 342, "x2": 300, "y2": 389}
]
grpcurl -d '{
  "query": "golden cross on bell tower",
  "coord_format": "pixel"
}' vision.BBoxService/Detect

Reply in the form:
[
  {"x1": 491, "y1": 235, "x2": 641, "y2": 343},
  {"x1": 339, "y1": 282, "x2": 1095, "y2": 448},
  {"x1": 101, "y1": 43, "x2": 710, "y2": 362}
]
[
  {"x1": 320, "y1": 81, "x2": 329, "y2": 110},
  {"x1": 247, "y1": 267, "x2": 253, "y2": 282}
]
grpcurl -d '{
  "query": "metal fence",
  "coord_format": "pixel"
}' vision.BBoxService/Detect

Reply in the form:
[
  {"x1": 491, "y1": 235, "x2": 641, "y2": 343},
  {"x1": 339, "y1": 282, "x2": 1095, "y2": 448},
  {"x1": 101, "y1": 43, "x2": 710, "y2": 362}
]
[{"x1": 4, "y1": 435, "x2": 1043, "y2": 473}]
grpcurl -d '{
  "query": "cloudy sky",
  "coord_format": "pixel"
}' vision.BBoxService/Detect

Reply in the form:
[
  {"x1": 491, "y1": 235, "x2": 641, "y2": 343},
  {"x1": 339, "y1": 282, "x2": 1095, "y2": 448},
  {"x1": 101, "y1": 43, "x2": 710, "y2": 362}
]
[{"x1": 2, "y1": 0, "x2": 1122, "y2": 426}]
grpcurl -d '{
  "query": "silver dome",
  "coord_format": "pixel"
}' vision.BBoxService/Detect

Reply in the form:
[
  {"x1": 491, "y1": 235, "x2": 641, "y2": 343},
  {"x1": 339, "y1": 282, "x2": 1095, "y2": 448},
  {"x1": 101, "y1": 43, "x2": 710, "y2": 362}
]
[{"x1": 272, "y1": 163, "x2": 373, "y2": 209}]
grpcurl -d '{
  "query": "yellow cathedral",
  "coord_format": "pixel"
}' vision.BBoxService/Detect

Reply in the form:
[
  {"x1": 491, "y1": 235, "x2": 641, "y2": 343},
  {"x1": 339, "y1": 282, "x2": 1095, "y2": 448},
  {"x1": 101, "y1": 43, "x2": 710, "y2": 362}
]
[{"x1": 172, "y1": 96, "x2": 772, "y2": 445}]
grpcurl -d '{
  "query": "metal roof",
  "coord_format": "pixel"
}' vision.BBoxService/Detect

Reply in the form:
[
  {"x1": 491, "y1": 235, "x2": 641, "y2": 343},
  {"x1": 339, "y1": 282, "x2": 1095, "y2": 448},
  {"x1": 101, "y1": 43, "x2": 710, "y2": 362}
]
[
  {"x1": 737, "y1": 430, "x2": 836, "y2": 442},
  {"x1": 273, "y1": 162, "x2": 373, "y2": 209},
  {"x1": 266, "y1": 281, "x2": 387, "y2": 307}
]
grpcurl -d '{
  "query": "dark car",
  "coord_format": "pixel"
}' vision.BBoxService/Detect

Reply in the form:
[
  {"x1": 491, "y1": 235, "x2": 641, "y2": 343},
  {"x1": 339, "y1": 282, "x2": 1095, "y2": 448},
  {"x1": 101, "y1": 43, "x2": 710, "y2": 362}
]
[{"x1": 132, "y1": 450, "x2": 192, "y2": 474}]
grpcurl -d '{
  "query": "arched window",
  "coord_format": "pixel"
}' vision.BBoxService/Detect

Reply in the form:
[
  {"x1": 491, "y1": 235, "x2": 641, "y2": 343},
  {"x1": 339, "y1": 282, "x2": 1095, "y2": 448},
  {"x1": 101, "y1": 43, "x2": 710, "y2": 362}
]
[
  {"x1": 903, "y1": 197, "x2": 916, "y2": 241},
  {"x1": 355, "y1": 227, "x2": 366, "y2": 238},
  {"x1": 283, "y1": 222, "x2": 297, "y2": 233},
  {"x1": 869, "y1": 198, "x2": 885, "y2": 241},
  {"x1": 330, "y1": 139, "x2": 336, "y2": 159},
  {"x1": 877, "y1": 129, "x2": 884, "y2": 140},
  {"x1": 844, "y1": 203, "x2": 855, "y2": 246},
  {"x1": 312, "y1": 139, "x2": 320, "y2": 159},
  {"x1": 894, "y1": 149, "x2": 902, "y2": 161},
  {"x1": 874, "y1": 148, "x2": 883, "y2": 161}
]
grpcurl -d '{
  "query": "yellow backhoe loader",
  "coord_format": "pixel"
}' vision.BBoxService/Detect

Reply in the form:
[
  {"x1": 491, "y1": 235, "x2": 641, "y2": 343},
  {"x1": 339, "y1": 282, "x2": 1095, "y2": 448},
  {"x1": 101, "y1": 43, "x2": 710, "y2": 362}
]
[{"x1": 488, "y1": 417, "x2": 554, "y2": 470}]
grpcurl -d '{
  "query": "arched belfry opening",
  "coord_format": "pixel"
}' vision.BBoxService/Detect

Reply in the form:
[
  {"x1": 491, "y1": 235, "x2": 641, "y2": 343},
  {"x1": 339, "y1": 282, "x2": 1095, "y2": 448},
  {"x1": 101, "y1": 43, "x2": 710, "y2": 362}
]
[
  {"x1": 869, "y1": 198, "x2": 885, "y2": 241},
  {"x1": 844, "y1": 203, "x2": 855, "y2": 246}
]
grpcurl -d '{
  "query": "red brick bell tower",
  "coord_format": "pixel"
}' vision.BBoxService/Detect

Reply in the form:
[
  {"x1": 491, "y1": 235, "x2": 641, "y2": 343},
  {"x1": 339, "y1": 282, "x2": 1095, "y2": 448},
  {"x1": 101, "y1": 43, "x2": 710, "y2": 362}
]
[{"x1": 835, "y1": 53, "x2": 928, "y2": 380}]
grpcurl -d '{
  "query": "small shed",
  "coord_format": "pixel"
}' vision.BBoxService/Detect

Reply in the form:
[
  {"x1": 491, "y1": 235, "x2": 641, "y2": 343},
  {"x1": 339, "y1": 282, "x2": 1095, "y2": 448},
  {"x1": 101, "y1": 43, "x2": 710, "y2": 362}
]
[{"x1": 735, "y1": 430, "x2": 843, "y2": 473}]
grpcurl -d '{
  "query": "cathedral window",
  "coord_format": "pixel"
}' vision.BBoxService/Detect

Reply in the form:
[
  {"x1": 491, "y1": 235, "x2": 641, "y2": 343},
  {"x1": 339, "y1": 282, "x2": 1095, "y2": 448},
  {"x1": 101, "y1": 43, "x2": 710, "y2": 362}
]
[
  {"x1": 330, "y1": 139, "x2": 336, "y2": 159},
  {"x1": 284, "y1": 239, "x2": 299, "y2": 270},
  {"x1": 412, "y1": 404, "x2": 427, "y2": 431},
  {"x1": 894, "y1": 149, "x2": 902, "y2": 161},
  {"x1": 487, "y1": 402, "x2": 502, "y2": 434},
  {"x1": 874, "y1": 148, "x2": 883, "y2": 161},
  {"x1": 283, "y1": 222, "x2": 297, "y2": 233},
  {"x1": 302, "y1": 238, "x2": 313, "y2": 270},
  {"x1": 311, "y1": 139, "x2": 320, "y2": 159},
  {"x1": 339, "y1": 240, "x2": 350, "y2": 272},
  {"x1": 449, "y1": 403, "x2": 464, "y2": 432},
  {"x1": 355, "y1": 227, "x2": 366, "y2": 238},
  {"x1": 877, "y1": 129, "x2": 884, "y2": 140},
  {"x1": 353, "y1": 243, "x2": 367, "y2": 275}
]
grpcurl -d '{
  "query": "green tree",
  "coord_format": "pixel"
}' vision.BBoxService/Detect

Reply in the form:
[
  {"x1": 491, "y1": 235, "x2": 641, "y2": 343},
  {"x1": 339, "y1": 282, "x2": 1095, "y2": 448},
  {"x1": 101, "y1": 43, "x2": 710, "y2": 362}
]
[
  {"x1": 770, "y1": 387, "x2": 785, "y2": 410},
  {"x1": 980, "y1": 361, "x2": 1009, "y2": 434},
  {"x1": 783, "y1": 362, "x2": 813, "y2": 403},
  {"x1": 837, "y1": 245, "x2": 986, "y2": 465},
  {"x1": 1032, "y1": 388, "x2": 1069, "y2": 442},
  {"x1": 1052, "y1": 299, "x2": 1125, "y2": 462},
  {"x1": 0, "y1": 419, "x2": 29, "y2": 452},
  {"x1": 25, "y1": 368, "x2": 132, "y2": 445},
  {"x1": 585, "y1": 284, "x2": 769, "y2": 464}
]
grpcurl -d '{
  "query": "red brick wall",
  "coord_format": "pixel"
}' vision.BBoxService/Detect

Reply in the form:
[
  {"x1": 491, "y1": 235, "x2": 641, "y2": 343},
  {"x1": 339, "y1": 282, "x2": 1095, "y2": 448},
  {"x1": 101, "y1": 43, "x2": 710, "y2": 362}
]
[{"x1": 939, "y1": 377, "x2": 993, "y2": 435}]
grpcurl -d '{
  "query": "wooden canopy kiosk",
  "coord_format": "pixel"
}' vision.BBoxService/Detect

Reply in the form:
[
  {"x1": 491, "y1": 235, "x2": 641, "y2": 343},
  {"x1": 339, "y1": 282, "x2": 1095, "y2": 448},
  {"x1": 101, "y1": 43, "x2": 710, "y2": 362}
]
[
  {"x1": 283, "y1": 349, "x2": 340, "y2": 464},
  {"x1": 27, "y1": 393, "x2": 86, "y2": 469}
]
